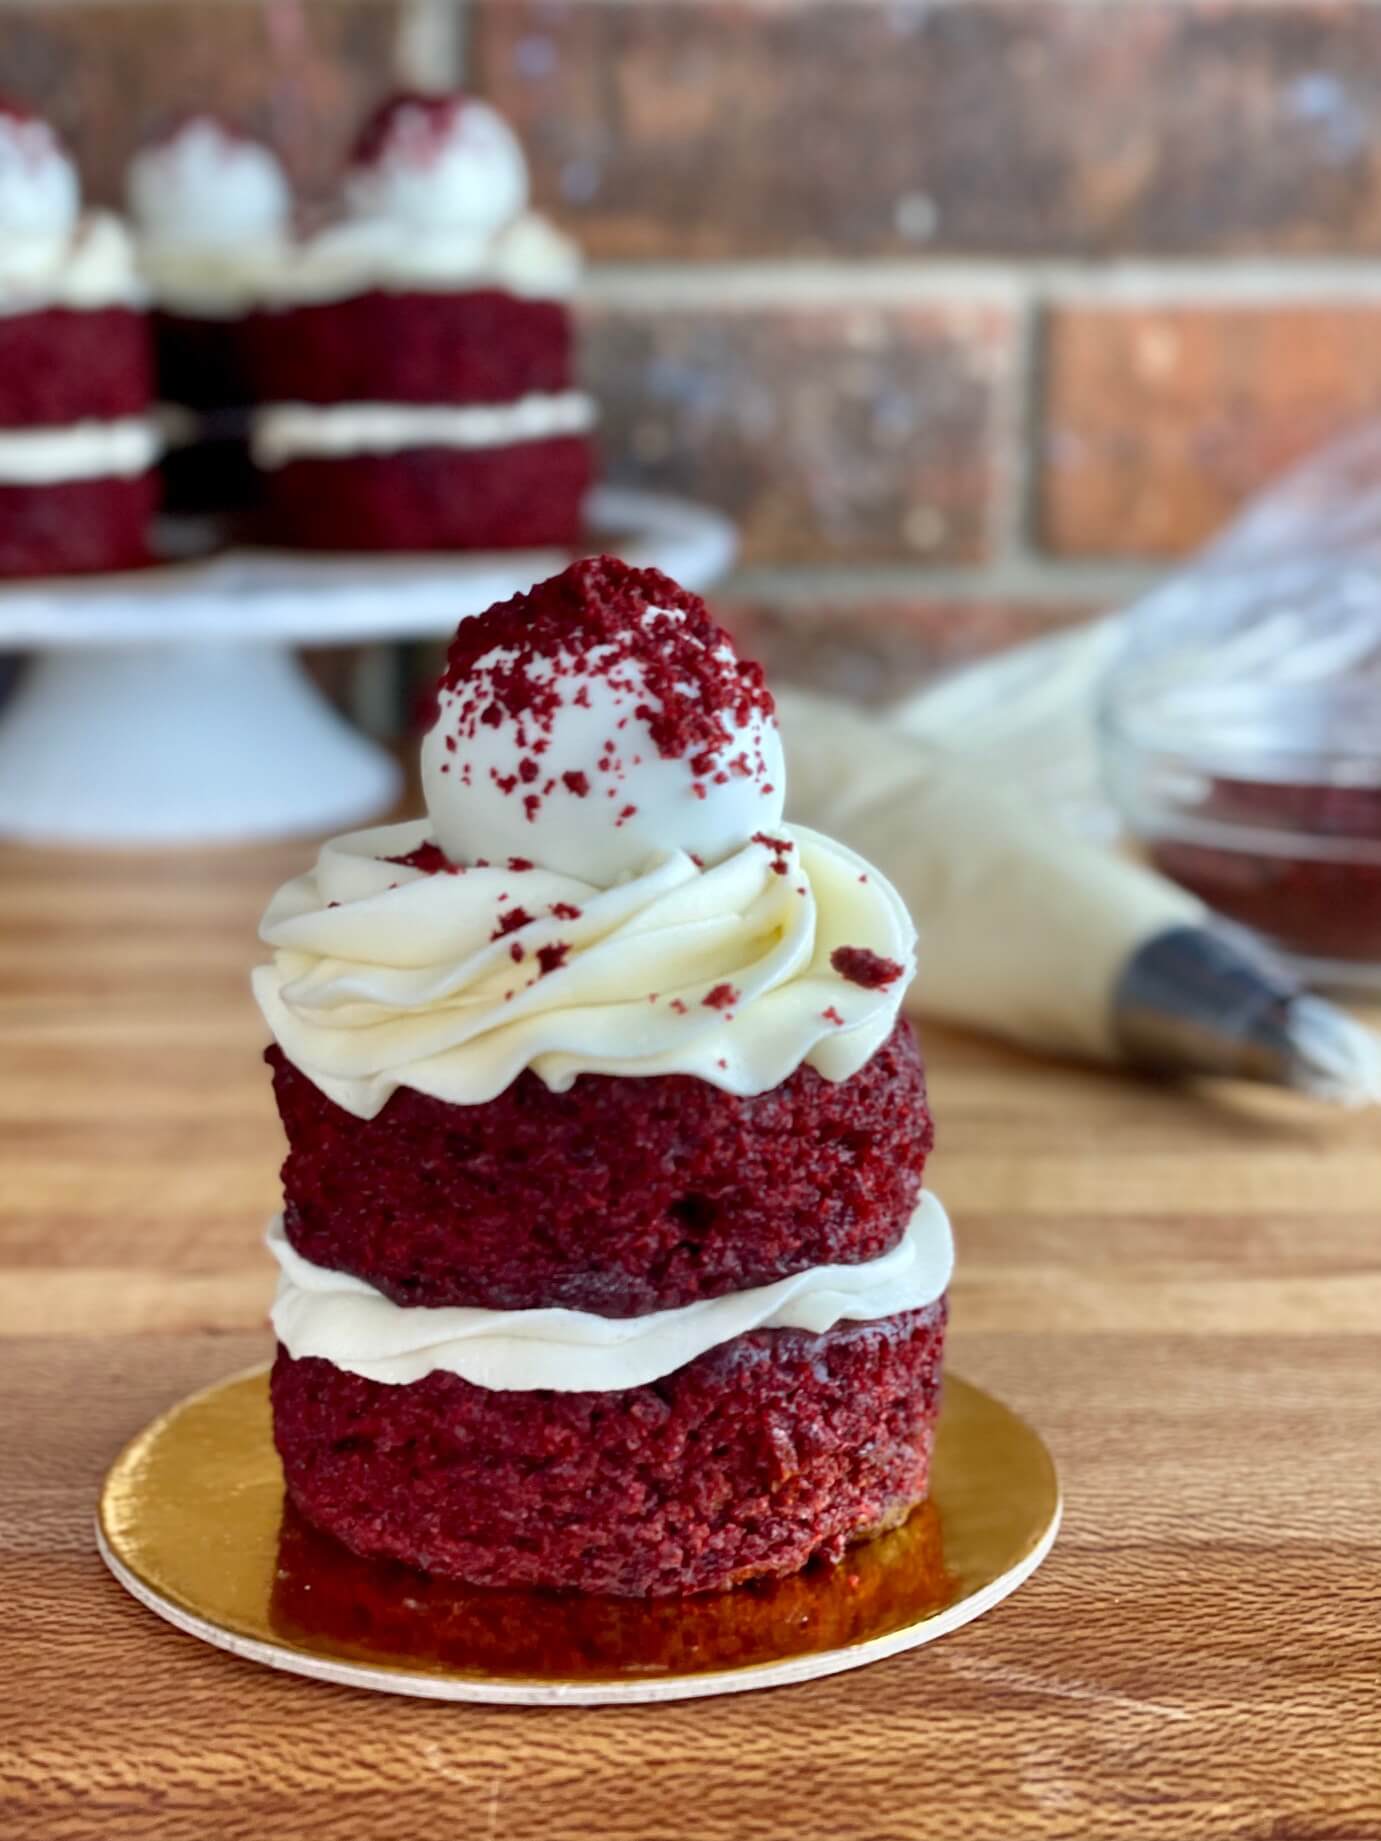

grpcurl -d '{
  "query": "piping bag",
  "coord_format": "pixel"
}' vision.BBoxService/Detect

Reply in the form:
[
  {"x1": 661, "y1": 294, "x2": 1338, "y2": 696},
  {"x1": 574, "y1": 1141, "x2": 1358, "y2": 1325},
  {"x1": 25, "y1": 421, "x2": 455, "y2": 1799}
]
[{"x1": 776, "y1": 687, "x2": 1381, "y2": 1105}]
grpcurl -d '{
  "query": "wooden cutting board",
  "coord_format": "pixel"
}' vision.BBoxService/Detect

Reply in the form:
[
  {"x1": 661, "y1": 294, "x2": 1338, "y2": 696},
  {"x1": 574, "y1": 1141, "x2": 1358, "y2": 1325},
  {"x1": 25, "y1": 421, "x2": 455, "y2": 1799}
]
[{"x1": 2, "y1": 836, "x2": 1379, "y2": 1840}]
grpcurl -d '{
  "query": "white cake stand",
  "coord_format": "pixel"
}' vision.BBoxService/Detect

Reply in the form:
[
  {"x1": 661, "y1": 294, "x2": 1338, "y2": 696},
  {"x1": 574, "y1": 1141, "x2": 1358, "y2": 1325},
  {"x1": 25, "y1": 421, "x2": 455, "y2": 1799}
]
[{"x1": 0, "y1": 488, "x2": 737, "y2": 845}]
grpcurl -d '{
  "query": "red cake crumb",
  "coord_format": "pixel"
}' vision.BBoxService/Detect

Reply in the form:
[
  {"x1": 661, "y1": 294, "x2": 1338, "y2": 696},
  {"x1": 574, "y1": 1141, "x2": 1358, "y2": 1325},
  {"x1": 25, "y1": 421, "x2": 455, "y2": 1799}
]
[
  {"x1": 383, "y1": 841, "x2": 462, "y2": 874},
  {"x1": 258, "y1": 437, "x2": 591, "y2": 554},
  {"x1": 831, "y1": 946, "x2": 905, "y2": 989},
  {"x1": 535, "y1": 940, "x2": 569, "y2": 976},
  {"x1": 271, "y1": 1298, "x2": 947, "y2": 1596},
  {"x1": 703, "y1": 983, "x2": 738, "y2": 1010},
  {"x1": 491, "y1": 906, "x2": 533, "y2": 939},
  {"x1": 752, "y1": 832, "x2": 794, "y2": 874},
  {"x1": 551, "y1": 901, "x2": 581, "y2": 919},
  {"x1": 822, "y1": 1006, "x2": 845, "y2": 1026},
  {"x1": 437, "y1": 557, "x2": 775, "y2": 781},
  {"x1": 266, "y1": 1018, "x2": 932, "y2": 1316}
]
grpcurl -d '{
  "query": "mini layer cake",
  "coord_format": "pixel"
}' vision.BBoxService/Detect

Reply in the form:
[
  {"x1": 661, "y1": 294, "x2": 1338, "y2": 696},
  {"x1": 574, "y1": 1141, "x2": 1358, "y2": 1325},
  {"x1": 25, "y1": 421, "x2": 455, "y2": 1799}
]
[
  {"x1": 256, "y1": 557, "x2": 951, "y2": 1597},
  {"x1": 0, "y1": 103, "x2": 160, "y2": 576},
  {"x1": 126, "y1": 117, "x2": 293, "y2": 518},
  {"x1": 244, "y1": 92, "x2": 593, "y2": 552}
]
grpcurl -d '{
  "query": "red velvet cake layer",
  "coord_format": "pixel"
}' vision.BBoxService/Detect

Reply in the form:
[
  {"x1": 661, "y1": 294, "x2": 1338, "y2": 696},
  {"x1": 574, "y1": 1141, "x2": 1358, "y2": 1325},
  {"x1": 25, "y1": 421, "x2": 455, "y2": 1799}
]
[
  {"x1": 271, "y1": 1299, "x2": 947, "y2": 1596},
  {"x1": 241, "y1": 290, "x2": 573, "y2": 407},
  {"x1": 0, "y1": 307, "x2": 153, "y2": 426},
  {"x1": 258, "y1": 435, "x2": 591, "y2": 552},
  {"x1": 0, "y1": 472, "x2": 158, "y2": 577},
  {"x1": 267, "y1": 1019, "x2": 933, "y2": 1316}
]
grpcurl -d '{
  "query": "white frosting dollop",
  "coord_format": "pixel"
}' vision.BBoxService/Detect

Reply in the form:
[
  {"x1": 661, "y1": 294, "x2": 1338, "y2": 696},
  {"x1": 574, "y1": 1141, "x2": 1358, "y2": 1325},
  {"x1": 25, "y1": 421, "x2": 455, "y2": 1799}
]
[
  {"x1": 0, "y1": 209, "x2": 147, "y2": 313},
  {"x1": 0, "y1": 114, "x2": 146, "y2": 314},
  {"x1": 346, "y1": 95, "x2": 528, "y2": 236},
  {"x1": 240, "y1": 208, "x2": 577, "y2": 307},
  {"x1": 127, "y1": 119, "x2": 292, "y2": 315},
  {"x1": 251, "y1": 390, "x2": 595, "y2": 468},
  {"x1": 0, "y1": 110, "x2": 78, "y2": 238},
  {"x1": 269, "y1": 1192, "x2": 952, "y2": 1391},
  {"x1": 127, "y1": 118, "x2": 291, "y2": 248},
  {"x1": 422, "y1": 606, "x2": 786, "y2": 884},
  {"x1": 252, "y1": 816, "x2": 915, "y2": 1119}
]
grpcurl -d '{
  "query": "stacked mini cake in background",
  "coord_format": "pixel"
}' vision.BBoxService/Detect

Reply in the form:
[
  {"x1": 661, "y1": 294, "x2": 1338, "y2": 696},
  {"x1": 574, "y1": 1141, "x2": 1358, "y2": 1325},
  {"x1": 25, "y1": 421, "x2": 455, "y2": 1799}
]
[
  {"x1": 126, "y1": 116, "x2": 292, "y2": 517},
  {"x1": 0, "y1": 88, "x2": 593, "y2": 580},
  {"x1": 242, "y1": 93, "x2": 594, "y2": 552},
  {"x1": 256, "y1": 557, "x2": 952, "y2": 1599},
  {"x1": 0, "y1": 103, "x2": 160, "y2": 577}
]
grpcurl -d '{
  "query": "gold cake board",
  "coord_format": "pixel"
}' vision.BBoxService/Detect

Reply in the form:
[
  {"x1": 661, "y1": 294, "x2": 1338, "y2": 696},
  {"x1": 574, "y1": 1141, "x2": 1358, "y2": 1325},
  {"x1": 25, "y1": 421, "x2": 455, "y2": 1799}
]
[{"x1": 97, "y1": 1367, "x2": 1059, "y2": 1706}]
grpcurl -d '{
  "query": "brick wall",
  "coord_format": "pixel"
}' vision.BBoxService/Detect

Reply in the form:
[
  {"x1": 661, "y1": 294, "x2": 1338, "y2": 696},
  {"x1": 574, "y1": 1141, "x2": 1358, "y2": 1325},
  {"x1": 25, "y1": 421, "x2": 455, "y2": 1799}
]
[{"x1": 11, "y1": 0, "x2": 1381, "y2": 692}]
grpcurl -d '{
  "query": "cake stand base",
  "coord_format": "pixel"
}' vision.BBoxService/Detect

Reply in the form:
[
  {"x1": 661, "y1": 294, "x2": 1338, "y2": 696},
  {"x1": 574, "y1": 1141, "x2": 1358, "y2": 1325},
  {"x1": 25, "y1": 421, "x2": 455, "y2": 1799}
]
[
  {"x1": 97, "y1": 1367, "x2": 1060, "y2": 1707},
  {"x1": 0, "y1": 643, "x2": 401, "y2": 846}
]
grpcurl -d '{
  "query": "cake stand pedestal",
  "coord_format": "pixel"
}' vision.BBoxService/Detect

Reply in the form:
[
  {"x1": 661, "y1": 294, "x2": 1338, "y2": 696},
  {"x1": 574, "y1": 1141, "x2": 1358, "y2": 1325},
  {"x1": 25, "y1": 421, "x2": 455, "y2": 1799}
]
[{"x1": 0, "y1": 488, "x2": 736, "y2": 846}]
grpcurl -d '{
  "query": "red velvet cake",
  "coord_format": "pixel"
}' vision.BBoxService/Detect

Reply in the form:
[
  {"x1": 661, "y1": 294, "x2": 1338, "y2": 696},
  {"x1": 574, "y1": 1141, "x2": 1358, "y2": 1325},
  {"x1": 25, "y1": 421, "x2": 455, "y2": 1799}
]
[
  {"x1": 0, "y1": 102, "x2": 160, "y2": 576},
  {"x1": 245, "y1": 92, "x2": 594, "y2": 552},
  {"x1": 255, "y1": 557, "x2": 952, "y2": 1597},
  {"x1": 126, "y1": 117, "x2": 294, "y2": 518}
]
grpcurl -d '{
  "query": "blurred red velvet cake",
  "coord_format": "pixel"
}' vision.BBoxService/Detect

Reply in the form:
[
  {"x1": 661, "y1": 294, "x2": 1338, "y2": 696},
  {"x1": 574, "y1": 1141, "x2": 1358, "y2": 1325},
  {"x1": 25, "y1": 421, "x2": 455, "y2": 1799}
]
[
  {"x1": 244, "y1": 92, "x2": 594, "y2": 552},
  {"x1": 255, "y1": 557, "x2": 951, "y2": 1597},
  {"x1": 126, "y1": 116, "x2": 293, "y2": 517},
  {"x1": 0, "y1": 102, "x2": 160, "y2": 576}
]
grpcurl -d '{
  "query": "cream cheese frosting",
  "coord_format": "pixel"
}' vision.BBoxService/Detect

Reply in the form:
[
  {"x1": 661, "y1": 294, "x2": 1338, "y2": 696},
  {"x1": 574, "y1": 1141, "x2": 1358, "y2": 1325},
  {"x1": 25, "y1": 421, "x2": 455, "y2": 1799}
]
[
  {"x1": 344, "y1": 95, "x2": 529, "y2": 236},
  {"x1": 127, "y1": 117, "x2": 293, "y2": 317},
  {"x1": 269, "y1": 1191, "x2": 953, "y2": 1391},
  {"x1": 0, "y1": 210, "x2": 148, "y2": 315},
  {"x1": 0, "y1": 416, "x2": 161, "y2": 484},
  {"x1": 252, "y1": 815, "x2": 915, "y2": 1119},
  {"x1": 0, "y1": 111, "x2": 147, "y2": 313},
  {"x1": 251, "y1": 390, "x2": 595, "y2": 468}
]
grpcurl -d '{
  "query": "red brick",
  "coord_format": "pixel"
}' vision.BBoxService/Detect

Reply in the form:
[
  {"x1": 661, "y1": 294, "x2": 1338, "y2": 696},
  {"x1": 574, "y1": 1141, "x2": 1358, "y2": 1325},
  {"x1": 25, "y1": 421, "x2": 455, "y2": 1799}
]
[
  {"x1": 1040, "y1": 303, "x2": 1381, "y2": 559},
  {"x1": 473, "y1": 1, "x2": 1381, "y2": 260},
  {"x1": 582, "y1": 301, "x2": 1014, "y2": 566},
  {"x1": 0, "y1": 2, "x2": 407, "y2": 209},
  {"x1": 722, "y1": 598, "x2": 1098, "y2": 707}
]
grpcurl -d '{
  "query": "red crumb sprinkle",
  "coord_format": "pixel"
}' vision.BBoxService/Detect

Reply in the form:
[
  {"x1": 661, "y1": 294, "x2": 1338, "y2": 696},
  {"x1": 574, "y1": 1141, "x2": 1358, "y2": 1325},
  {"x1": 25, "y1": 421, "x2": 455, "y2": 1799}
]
[
  {"x1": 831, "y1": 946, "x2": 904, "y2": 989},
  {"x1": 717, "y1": 1059, "x2": 728, "y2": 1070},
  {"x1": 509, "y1": 942, "x2": 524, "y2": 963},
  {"x1": 822, "y1": 1006, "x2": 846, "y2": 1026},
  {"x1": 491, "y1": 907, "x2": 534, "y2": 940},
  {"x1": 523, "y1": 794, "x2": 541, "y2": 823},
  {"x1": 326, "y1": 900, "x2": 341, "y2": 909},
  {"x1": 670, "y1": 998, "x2": 688, "y2": 1014},
  {"x1": 858, "y1": 874, "x2": 869, "y2": 884},
  {"x1": 689, "y1": 852, "x2": 705, "y2": 868},
  {"x1": 536, "y1": 941, "x2": 570, "y2": 976},
  {"x1": 383, "y1": 841, "x2": 462, "y2": 875},
  {"x1": 562, "y1": 770, "x2": 590, "y2": 797},
  {"x1": 615, "y1": 804, "x2": 638, "y2": 826},
  {"x1": 350, "y1": 91, "x2": 470, "y2": 171},
  {"x1": 434, "y1": 559, "x2": 776, "y2": 792},
  {"x1": 703, "y1": 983, "x2": 739, "y2": 1011},
  {"x1": 508, "y1": 857, "x2": 534, "y2": 872},
  {"x1": 551, "y1": 901, "x2": 582, "y2": 920},
  {"x1": 752, "y1": 832, "x2": 794, "y2": 875}
]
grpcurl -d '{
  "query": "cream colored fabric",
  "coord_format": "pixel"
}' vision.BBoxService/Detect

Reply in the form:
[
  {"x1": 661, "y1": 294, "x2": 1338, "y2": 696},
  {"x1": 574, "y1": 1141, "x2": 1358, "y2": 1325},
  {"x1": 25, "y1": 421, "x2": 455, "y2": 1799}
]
[{"x1": 776, "y1": 688, "x2": 1202, "y2": 1061}]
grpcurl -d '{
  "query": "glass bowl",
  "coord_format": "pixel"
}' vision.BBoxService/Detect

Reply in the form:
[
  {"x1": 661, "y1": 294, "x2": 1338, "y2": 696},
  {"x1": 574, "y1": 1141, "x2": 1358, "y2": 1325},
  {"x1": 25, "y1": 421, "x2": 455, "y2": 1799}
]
[{"x1": 1100, "y1": 561, "x2": 1381, "y2": 989}]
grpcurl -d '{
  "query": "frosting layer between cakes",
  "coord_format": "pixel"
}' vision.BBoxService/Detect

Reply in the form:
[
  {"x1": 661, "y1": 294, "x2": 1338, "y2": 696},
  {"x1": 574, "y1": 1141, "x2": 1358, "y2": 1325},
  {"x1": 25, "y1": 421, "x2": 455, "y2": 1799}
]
[
  {"x1": 270, "y1": 1190, "x2": 954, "y2": 1391},
  {"x1": 0, "y1": 415, "x2": 161, "y2": 482},
  {"x1": 251, "y1": 390, "x2": 595, "y2": 466}
]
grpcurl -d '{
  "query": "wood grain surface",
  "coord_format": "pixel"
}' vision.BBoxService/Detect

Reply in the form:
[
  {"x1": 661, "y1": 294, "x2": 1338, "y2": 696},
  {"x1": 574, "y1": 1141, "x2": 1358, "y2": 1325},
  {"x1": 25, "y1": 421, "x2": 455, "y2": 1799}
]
[{"x1": 2, "y1": 834, "x2": 1380, "y2": 1841}]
